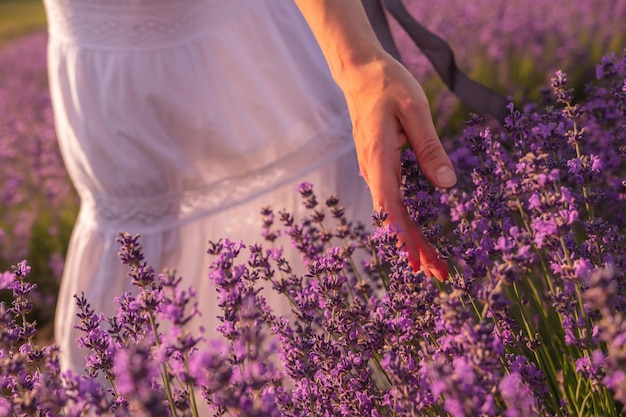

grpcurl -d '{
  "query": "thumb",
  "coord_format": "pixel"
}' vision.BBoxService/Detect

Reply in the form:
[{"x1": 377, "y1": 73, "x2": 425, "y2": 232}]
[{"x1": 400, "y1": 107, "x2": 457, "y2": 189}]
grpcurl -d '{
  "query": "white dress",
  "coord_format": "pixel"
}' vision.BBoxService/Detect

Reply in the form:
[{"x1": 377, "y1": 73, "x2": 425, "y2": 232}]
[{"x1": 44, "y1": 0, "x2": 372, "y2": 372}]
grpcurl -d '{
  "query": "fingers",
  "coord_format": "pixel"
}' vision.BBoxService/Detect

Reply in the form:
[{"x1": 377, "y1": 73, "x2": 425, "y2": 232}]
[
  {"x1": 399, "y1": 99, "x2": 457, "y2": 189},
  {"x1": 359, "y1": 122, "x2": 449, "y2": 281},
  {"x1": 387, "y1": 204, "x2": 447, "y2": 280},
  {"x1": 361, "y1": 117, "x2": 405, "y2": 225},
  {"x1": 408, "y1": 224, "x2": 449, "y2": 281}
]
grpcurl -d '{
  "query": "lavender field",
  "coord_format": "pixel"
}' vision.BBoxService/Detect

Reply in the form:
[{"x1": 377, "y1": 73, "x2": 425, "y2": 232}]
[
  {"x1": 398, "y1": 0, "x2": 626, "y2": 129},
  {"x1": 0, "y1": 31, "x2": 78, "y2": 328},
  {"x1": 1, "y1": 1, "x2": 626, "y2": 416}
]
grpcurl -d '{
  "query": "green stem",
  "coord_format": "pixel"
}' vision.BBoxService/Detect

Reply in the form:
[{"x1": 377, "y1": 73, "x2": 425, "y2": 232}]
[
  {"x1": 140, "y1": 285, "x2": 178, "y2": 417},
  {"x1": 184, "y1": 357, "x2": 201, "y2": 417},
  {"x1": 371, "y1": 348, "x2": 393, "y2": 389}
]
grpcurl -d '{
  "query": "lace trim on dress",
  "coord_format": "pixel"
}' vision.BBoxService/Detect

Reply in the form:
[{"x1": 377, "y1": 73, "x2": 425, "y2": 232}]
[
  {"x1": 44, "y1": 0, "x2": 249, "y2": 50},
  {"x1": 79, "y1": 118, "x2": 355, "y2": 233}
]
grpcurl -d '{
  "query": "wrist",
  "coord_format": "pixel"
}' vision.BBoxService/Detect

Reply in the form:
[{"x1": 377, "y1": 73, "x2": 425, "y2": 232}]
[
  {"x1": 331, "y1": 47, "x2": 392, "y2": 89},
  {"x1": 332, "y1": 50, "x2": 399, "y2": 97}
]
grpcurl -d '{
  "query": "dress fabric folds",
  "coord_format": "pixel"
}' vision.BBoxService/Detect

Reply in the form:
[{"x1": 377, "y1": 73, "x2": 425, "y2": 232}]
[{"x1": 44, "y1": 0, "x2": 372, "y2": 372}]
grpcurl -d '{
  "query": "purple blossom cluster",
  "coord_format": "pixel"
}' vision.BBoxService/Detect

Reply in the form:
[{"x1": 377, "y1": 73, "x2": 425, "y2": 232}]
[
  {"x1": 1, "y1": 38, "x2": 626, "y2": 417},
  {"x1": 419, "y1": 50, "x2": 626, "y2": 415}
]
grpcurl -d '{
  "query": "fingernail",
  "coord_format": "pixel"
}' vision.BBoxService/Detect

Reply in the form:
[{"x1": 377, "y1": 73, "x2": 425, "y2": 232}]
[{"x1": 435, "y1": 166, "x2": 457, "y2": 187}]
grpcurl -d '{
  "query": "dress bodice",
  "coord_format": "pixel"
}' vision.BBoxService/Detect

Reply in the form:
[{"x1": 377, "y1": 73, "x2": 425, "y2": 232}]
[{"x1": 44, "y1": 0, "x2": 248, "y2": 50}]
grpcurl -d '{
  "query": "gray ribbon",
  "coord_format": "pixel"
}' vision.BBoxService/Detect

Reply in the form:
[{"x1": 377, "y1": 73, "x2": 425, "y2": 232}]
[{"x1": 364, "y1": 0, "x2": 509, "y2": 123}]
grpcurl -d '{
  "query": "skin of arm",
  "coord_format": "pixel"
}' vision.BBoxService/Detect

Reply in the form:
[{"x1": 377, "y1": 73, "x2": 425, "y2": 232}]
[{"x1": 294, "y1": 0, "x2": 456, "y2": 281}]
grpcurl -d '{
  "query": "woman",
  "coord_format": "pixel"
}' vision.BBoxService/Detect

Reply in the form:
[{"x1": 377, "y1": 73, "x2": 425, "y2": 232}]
[{"x1": 44, "y1": 0, "x2": 456, "y2": 372}]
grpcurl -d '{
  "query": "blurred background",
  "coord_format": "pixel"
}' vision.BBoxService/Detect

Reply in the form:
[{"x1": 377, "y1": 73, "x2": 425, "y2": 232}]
[
  {"x1": 1, "y1": 0, "x2": 625, "y2": 334},
  {"x1": 1, "y1": 0, "x2": 73, "y2": 338}
]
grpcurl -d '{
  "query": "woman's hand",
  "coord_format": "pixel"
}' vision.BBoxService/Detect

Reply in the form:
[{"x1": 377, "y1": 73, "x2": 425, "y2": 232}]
[
  {"x1": 295, "y1": 0, "x2": 456, "y2": 281},
  {"x1": 341, "y1": 55, "x2": 456, "y2": 281}
]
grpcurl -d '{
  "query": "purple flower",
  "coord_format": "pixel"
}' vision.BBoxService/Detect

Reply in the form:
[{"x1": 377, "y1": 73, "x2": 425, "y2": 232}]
[
  {"x1": 500, "y1": 372, "x2": 539, "y2": 417},
  {"x1": 0, "y1": 271, "x2": 14, "y2": 290},
  {"x1": 114, "y1": 343, "x2": 168, "y2": 416}
]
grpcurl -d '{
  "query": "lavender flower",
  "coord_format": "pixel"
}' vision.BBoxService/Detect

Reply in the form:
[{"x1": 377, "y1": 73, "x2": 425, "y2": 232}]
[{"x1": 1, "y1": 32, "x2": 79, "y2": 316}]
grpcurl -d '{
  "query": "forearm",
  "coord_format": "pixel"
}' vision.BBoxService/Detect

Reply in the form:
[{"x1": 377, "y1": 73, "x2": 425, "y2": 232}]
[{"x1": 294, "y1": 0, "x2": 389, "y2": 88}]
